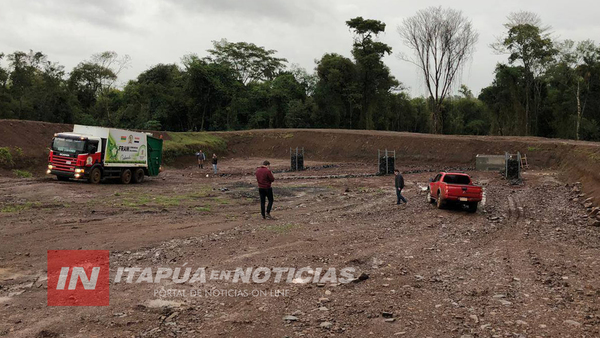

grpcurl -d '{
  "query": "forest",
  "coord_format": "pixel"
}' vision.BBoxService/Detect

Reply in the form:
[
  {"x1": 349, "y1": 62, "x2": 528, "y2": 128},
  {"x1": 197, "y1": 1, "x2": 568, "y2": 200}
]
[{"x1": 1, "y1": 8, "x2": 599, "y2": 141}]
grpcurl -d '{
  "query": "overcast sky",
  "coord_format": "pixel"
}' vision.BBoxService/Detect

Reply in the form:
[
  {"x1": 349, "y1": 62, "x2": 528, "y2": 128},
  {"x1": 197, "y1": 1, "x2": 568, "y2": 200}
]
[{"x1": 1, "y1": 0, "x2": 599, "y2": 97}]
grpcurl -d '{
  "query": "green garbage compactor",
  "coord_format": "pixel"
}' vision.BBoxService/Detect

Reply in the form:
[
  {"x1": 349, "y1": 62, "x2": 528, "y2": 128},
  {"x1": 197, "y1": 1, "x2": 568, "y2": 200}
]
[{"x1": 147, "y1": 135, "x2": 163, "y2": 177}]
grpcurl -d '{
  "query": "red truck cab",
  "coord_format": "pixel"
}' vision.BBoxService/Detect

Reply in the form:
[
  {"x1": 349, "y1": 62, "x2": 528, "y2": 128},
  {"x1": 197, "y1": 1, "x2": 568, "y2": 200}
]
[
  {"x1": 427, "y1": 172, "x2": 483, "y2": 212},
  {"x1": 47, "y1": 133, "x2": 103, "y2": 182}
]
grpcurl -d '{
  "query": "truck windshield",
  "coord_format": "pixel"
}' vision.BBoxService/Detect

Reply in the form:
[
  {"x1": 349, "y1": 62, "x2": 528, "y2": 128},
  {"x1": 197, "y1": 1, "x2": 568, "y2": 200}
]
[
  {"x1": 52, "y1": 138, "x2": 86, "y2": 154},
  {"x1": 443, "y1": 174, "x2": 471, "y2": 185}
]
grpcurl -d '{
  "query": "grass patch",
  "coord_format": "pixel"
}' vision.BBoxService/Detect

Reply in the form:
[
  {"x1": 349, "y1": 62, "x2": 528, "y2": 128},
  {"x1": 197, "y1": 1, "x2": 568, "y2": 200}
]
[
  {"x1": 163, "y1": 132, "x2": 227, "y2": 163},
  {"x1": 212, "y1": 197, "x2": 230, "y2": 205},
  {"x1": 195, "y1": 206, "x2": 211, "y2": 212},
  {"x1": 266, "y1": 223, "x2": 300, "y2": 234},
  {"x1": 282, "y1": 133, "x2": 294, "y2": 139},
  {"x1": 1, "y1": 202, "x2": 39, "y2": 213},
  {"x1": 527, "y1": 146, "x2": 539, "y2": 152},
  {"x1": 13, "y1": 169, "x2": 32, "y2": 178},
  {"x1": 117, "y1": 188, "x2": 213, "y2": 209}
]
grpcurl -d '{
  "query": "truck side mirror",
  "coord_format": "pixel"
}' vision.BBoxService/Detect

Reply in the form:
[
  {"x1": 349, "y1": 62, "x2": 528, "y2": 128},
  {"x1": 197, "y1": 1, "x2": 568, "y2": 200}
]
[{"x1": 429, "y1": 178, "x2": 433, "y2": 182}]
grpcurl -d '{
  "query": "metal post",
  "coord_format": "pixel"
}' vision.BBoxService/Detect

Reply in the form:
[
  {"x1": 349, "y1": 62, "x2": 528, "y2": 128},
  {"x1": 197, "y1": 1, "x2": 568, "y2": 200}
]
[
  {"x1": 378, "y1": 149, "x2": 381, "y2": 175},
  {"x1": 385, "y1": 149, "x2": 389, "y2": 175},
  {"x1": 517, "y1": 152, "x2": 522, "y2": 179},
  {"x1": 505, "y1": 152, "x2": 509, "y2": 179}
]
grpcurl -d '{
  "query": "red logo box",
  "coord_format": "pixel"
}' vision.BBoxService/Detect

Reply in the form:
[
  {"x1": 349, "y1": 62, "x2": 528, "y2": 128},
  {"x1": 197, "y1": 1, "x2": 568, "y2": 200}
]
[{"x1": 47, "y1": 250, "x2": 110, "y2": 306}]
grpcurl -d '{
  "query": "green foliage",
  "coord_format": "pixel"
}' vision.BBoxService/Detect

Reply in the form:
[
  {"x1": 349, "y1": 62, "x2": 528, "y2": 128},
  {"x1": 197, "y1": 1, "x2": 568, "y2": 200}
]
[
  {"x1": 13, "y1": 169, "x2": 32, "y2": 178},
  {"x1": 206, "y1": 39, "x2": 287, "y2": 85},
  {"x1": 0, "y1": 147, "x2": 14, "y2": 167}
]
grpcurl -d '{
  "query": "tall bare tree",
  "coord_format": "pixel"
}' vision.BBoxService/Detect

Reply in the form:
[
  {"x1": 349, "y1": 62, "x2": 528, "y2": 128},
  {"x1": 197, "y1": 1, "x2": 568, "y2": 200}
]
[{"x1": 398, "y1": 7, "x2": 478, "y2": 133}]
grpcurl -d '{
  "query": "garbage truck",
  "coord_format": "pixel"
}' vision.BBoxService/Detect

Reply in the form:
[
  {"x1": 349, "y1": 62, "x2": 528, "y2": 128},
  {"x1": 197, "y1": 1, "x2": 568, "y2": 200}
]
[{"x1": 47, "y1": 125, "x2": 163, "y2": 184}]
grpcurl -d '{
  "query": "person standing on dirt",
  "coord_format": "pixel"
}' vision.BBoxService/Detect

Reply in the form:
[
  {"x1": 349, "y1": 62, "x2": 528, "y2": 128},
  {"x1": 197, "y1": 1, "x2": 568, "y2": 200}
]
[
  {"x1": 395, "y1": 169, "x2": 407, "y2": 205},
  {"x1": 212, "y1": 154, "x2": 218, "y2": 175},
  {"x1": 196, "y1": 150, "x2": 206, "y2": 169},
  {"x1": 256, "y1": 160, "x2": 275, "y2": 219}
]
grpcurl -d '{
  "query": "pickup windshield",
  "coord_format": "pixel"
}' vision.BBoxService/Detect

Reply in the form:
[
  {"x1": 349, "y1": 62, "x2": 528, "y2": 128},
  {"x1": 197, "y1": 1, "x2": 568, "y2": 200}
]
[
  {"x1": 52, "y1": 138, "x2": 86, "y2": 154},
  {"x1": 443, "y1": 174, "x2": 471, "y2": 185}
]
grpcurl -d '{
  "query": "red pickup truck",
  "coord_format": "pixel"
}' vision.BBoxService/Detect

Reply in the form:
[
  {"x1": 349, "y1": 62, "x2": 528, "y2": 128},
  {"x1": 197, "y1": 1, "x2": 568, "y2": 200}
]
[{"x1": 427, "y1": 172, "x2": 483, "y2": 212}]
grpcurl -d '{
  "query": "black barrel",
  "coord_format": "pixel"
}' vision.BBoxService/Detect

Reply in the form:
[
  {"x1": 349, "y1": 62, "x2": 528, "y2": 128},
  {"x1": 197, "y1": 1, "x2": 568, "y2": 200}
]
[
  {"x1": 379, "y1": 156, "x2": 395, "y2": 175},
  {"x1": 291, "y1": 153, "x2": 304, "y2": 171}
]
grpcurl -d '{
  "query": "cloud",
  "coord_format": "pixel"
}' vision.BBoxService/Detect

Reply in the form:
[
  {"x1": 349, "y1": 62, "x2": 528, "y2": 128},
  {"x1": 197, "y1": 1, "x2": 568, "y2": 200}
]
[{"x1": 162, "y1": 0, "x2": 330, "y2": 25}]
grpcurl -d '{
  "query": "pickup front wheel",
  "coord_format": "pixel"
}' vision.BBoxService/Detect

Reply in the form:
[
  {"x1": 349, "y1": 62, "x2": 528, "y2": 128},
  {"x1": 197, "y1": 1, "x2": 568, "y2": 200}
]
[{"x1": 426, "y1": 189, "x2": 434, "y2": 203}]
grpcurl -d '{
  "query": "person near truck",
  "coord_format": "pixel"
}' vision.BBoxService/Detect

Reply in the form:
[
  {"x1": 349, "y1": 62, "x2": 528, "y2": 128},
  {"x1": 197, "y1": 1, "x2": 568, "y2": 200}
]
[
  {"x1": 196, "y1": 150, "x2": 206, "y2": 169},
  {"x1": 394, "y1": 169, "x2": 407, "y2": 205},
  {"x1": 256, "y1": 160, "x2": 275, "y2": 219},
  {"x1": 212, "y1": 154, "x2": 218, "y2": 174}
]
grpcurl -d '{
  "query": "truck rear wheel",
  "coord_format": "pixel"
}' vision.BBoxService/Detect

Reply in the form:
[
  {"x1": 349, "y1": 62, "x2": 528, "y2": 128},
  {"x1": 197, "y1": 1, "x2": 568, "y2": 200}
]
[
  {"x1": 436, "y1": 190, "x2": 445, "y2": 209},
  {"x1": 467, "y1": 202, "x2": 478, "y2": 213},
  {"x1": 132, "y1": 168, "x2": 145, "y2": 184},
  {"x1": 88, "y1": 168, "x2": 102, "y2": 184},
  {"x1": 120, "y1": 169, "x2": 132, "y2": 184}
]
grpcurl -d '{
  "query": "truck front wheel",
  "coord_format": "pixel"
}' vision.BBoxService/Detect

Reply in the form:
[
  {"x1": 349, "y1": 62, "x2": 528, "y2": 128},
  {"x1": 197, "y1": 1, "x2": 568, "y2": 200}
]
[
  {"x1": 426, "y1": 189, "x2": 434, "y2": 203},
  {"x1": 132, "y1": 168, "x2": 145, "y2": 184},
  {"x1": 89, "y1": 168, "x2": 102, "y2": 184},
  {"x1": 120, "y1": 169, "x2": 132, "y2": 184}
]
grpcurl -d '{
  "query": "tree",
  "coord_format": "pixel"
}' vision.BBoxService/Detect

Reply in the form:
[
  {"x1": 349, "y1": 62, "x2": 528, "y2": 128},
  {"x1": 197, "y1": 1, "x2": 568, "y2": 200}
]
[
  {"x1": 398, "y1": 7, "x2": 478, "y2": 134},
  {"x1": 502, "y1": 23, "x2": 556, "y2": 135},
  {"x1": 90, "y1": 51, "x2": 131, "y2": 91},
  {"x1": 313, "y1": 53, "x2": 359, "y2": 128},
  {"x1": 207, "y1": 39, "x2": 287, "y2": 85},
  {"x1": 491, "y1": 11, "x2": 552, "y2": 53},
  {"x1": 551, "y1": 40, "x2": 600, "y2": 139},
  {"x1": 118, "y1": 64, "x2": 188, "y2": 131},
  {"x1": 347, "y1": 17, "x2": 398, "y2": 129},
  {"x1": 479, "y1": 65, "x2": 525, "y2": 136},
  {"x1": 184, "y1": 57, "x2": 238, "y2": 131},
  {"x1": 69, "y1": 63, "x2": 116, "y2": 110}
]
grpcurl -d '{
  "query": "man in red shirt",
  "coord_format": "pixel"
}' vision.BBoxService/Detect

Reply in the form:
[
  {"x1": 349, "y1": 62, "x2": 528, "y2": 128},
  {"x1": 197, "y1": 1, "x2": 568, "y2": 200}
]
[{"x1": 255, "y1": 160, "x2": 275, "y2": 219}]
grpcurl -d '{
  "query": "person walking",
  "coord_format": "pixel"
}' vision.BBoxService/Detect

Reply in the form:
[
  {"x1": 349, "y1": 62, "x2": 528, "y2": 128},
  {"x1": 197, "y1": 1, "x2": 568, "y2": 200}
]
[
  {"x1": 255, "y1": 160, "x2": 275, "y2": 219},
  {"x1": 212, "y1": 154, "x2": 218, "y2": 175},
  {"x1": 394, "y1": 169, "x2": 407, "y2": 205},
  {"x1": 196, "y1": 150, "x2": 206, "y2": 169}
]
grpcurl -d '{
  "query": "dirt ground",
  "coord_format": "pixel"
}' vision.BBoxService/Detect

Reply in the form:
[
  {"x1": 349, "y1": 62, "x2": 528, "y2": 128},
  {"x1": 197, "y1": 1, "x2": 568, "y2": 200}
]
[{"x1": 1, "y1": 158, "x2": 600, "y2": 338}]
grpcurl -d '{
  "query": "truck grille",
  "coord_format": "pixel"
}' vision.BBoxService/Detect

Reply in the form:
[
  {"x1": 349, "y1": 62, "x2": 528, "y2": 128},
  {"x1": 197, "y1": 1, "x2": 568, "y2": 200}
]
[{"x1": 51, "y1": 154, "x2": 76, "y2": 172}]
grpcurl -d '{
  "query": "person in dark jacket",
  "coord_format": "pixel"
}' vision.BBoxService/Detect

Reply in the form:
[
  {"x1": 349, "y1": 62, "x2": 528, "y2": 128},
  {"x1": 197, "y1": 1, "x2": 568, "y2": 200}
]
[
  {"x1": 394, "y1": 169, "x2": 407, "y2": 205},
  {"x1": 212, "y1": 154, "x2": 218, "y2": 174},
  {"x1": 256, "y1": 160, "x2": 275, "y2": 219}
]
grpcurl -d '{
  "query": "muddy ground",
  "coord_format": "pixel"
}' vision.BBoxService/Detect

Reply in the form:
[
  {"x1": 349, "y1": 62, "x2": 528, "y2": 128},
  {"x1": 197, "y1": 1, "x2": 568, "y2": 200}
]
[{"x1": 1, "y1": 159, "x2": 600, "y2": 338}]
